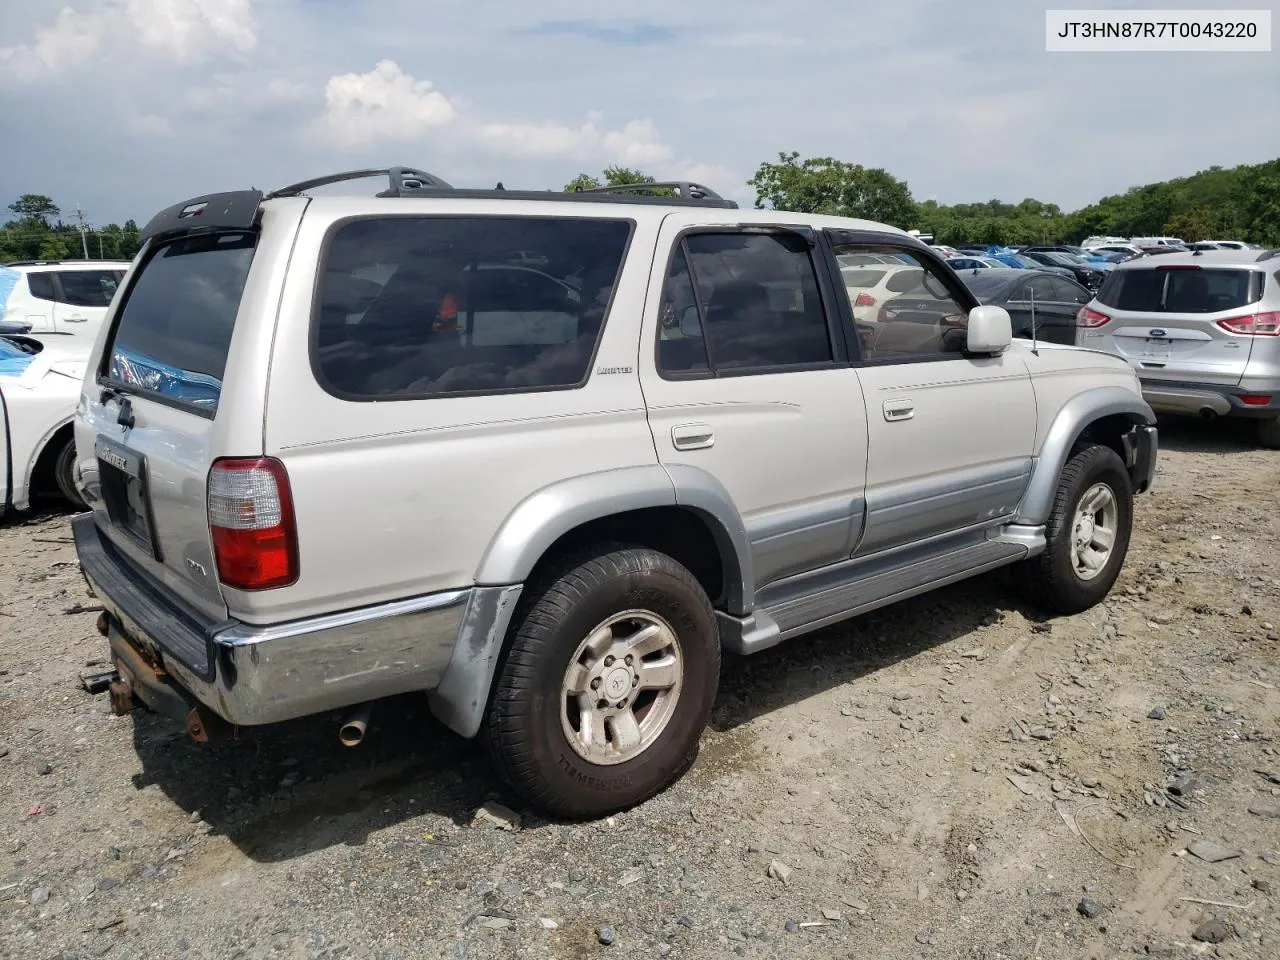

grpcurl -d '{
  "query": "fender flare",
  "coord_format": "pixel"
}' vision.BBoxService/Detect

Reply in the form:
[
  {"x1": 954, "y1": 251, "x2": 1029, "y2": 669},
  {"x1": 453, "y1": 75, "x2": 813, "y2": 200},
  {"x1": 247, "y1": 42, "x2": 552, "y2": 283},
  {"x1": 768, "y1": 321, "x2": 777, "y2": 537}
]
[
  {"x1": 1015, "y1": 386, "x2": 1155, "y2": 525},
  {"x1": 431, "y1": 464, "x2": 754, "y2": 739},
  {"x1": 19, "y1": 415, "x2": 74, "y2": 511}
]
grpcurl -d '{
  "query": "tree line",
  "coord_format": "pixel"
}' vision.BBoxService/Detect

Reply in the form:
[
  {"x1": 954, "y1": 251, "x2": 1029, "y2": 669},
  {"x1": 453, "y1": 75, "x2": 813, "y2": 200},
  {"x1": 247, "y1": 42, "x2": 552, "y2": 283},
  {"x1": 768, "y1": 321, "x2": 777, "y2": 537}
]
[
  {"x1": 567, "y1": 154, "x2": 1280, "y2": 247},
  {"x1": 7, "y1": 154, "x2": 1275, "y2": 264},
  {"x1": 1, "y1": 195, "x2": 141, "y2": 263}
]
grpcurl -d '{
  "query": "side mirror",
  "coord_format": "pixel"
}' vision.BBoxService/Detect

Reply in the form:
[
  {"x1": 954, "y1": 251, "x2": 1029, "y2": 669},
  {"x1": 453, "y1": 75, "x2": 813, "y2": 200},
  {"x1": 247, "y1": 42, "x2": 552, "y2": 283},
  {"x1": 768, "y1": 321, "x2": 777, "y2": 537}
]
[{"x1": 966, "y1": 305, "x2": 1012, "y2": 354}]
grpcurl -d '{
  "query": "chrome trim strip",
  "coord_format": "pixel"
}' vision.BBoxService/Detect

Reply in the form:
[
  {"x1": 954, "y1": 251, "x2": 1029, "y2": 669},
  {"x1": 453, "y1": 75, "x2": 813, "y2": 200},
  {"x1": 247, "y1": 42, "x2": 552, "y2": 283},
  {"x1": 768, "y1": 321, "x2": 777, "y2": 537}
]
[{"x1": 214, "y1": 590, "x2": 470, "y2": 646}]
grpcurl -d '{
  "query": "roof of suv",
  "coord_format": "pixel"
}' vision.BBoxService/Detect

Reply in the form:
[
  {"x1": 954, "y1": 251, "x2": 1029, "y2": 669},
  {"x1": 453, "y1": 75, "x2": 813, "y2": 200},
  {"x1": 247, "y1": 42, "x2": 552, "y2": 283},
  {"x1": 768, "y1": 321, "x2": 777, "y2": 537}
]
[
  {"x1": 3, "y1": 260, "x2": 132, "y2": 270},
  {"x1": 1110, "y1": 249, "x2": 1280, "y2": 271},
  {"x1": 140, "y1": 166, "x2": 914, "y2": 243}
]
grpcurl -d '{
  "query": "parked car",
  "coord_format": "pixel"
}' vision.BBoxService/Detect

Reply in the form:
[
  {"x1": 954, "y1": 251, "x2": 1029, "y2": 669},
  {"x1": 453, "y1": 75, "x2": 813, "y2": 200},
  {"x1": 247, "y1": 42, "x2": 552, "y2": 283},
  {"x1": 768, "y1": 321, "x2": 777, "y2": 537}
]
[
  {"x1": 1137, "y1": 245, "x2": 1188, "y2": 256},
  {"x1": 1076, "y1": 248, "x2": 1280, "y2": 448},
  {"x1": 989, "y1": 253, "x2": 1078, "y2": 278},
  {"x1": 1019, "y1": 250, "x2": 1108, "y2": 290},
  {"x1": 1130, "y1": 237, "x2": 1185, "y2": 248},
  {"x1": 1081, "y1": 236, "x2": 1130, "y2": 249},
  {"x1": 0, "y1": 331, "x2": 89, "y2": 516},
  {"x1": 1088, "y1": 244, "x2": 1145, "y2": 260},
  {"x1": 959, "y1": 270, "x2": 1092, "y2": 344},
  {"x1": 1021, "y1": 245, "x2": 1089, "y2": 258},
  {"x1": 73, "y1": 167, "x2": 1156, "y2": 817},
  {"x1": 839, "y1": 263, "x2": 927, "y2": 322},
  {"x1": 0, "y1": 261, "x2": 131, "y2": 338},
  {"x1": 945, "y1": 256, "x2": 1008, "y2": 271},
  {"x1": 1204, "y1": 240, "x2": 1261, "y2": 251}
]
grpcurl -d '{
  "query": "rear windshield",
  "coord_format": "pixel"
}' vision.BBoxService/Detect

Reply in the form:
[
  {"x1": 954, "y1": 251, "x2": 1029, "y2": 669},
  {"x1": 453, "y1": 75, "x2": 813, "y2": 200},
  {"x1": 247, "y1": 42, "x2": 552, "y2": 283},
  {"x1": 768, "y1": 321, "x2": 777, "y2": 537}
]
[
  {"x1": 105, "y1": 232, "x2": 256, "y2": 411},
  {"x1": 1096, "y1": 267, "x2": 1261, "y2": 313},
  {"x1": 840, "y1": 268, "x2": 886, "y2": 287},
  {"x1": 313, "y1": 216, "x2": 632, "y2": 400}
]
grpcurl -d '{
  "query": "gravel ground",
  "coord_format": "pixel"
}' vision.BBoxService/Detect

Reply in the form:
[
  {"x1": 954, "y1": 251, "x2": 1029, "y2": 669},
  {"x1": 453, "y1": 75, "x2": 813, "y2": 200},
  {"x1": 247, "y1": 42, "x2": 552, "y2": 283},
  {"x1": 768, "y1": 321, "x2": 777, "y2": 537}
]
[{"x1": 2, "y1": 417, "x2": 1278, "y2": 960}]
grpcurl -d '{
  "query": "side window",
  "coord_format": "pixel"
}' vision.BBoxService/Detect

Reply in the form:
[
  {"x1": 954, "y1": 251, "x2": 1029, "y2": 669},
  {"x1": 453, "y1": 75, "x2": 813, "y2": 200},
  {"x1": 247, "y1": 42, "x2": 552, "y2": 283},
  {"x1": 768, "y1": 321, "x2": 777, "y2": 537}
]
[
  {"x1": 55, "y1": 270, "x2": 123, "y2": 307},
  {"x1": 832, "y1": 243, "x2": 971, "y2": 361},
  {"x1": 1051, "y1": 278, "x2": 1091, "y2": 305},
  {"x1": 1029, "y1": 277, "x2": 1058, "y2": 302},
  {"x1": 1008, "y1": 282, "x2": 1033, "y2": 303},
  {"x1": 26, "y1": 272, "x2": 55, "y2": 302},
  {"x1": 313, "y1": 216, "x2": 631, "y2": 399},
  {"x1": 657, "y1": 231, "x2": 833, "y2": 375}
]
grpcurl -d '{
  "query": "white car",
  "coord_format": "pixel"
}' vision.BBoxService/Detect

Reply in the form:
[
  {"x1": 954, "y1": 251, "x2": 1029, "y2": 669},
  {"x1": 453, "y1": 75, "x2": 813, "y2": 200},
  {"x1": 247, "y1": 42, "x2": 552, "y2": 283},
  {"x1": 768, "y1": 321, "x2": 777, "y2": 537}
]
[
  {"x1": 840, "y1": 263, "x2": 926, "y2": 321},
  {"x1": 0, "y1": 260, "x2": 131, "y2": 338},
  {"x1": 1204, "y1": 240, "x2": 1261, "y2": 251},
  {"x1": 0, "y1": 331, "x2": 89, "y2": 516},
  {"x1": 1081, "y1": 236, "x2": 1130, "y2": 249}
]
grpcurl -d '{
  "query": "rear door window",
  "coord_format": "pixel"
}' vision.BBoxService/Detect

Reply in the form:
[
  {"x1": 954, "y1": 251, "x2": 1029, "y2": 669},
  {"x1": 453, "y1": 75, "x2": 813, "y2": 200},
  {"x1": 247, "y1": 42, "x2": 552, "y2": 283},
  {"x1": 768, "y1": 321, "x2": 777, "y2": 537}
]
[
  {"x1": 104, "y1": 232, "x2": 256, "y2": 412},
  {"x1": 55, "y1": 270, "x2": 124, "y2": 307},
  {"x1": 313, "y1": 216, "x2": 632, "y2": 399},
  {"x1": 27, "y1": 272, "x2": 55, "y2": 301}
]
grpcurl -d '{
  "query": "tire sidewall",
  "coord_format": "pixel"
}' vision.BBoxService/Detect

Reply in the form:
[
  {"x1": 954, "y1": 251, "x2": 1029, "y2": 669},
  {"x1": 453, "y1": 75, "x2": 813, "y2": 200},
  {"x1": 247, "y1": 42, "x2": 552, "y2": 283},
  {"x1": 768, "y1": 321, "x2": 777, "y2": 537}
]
[
  {"x1": 508, "y1": 554, "x2": 718, "y2": 815},
  {"x1": 1047, "y1": 448, "x2": 1133, "y2": 608}
]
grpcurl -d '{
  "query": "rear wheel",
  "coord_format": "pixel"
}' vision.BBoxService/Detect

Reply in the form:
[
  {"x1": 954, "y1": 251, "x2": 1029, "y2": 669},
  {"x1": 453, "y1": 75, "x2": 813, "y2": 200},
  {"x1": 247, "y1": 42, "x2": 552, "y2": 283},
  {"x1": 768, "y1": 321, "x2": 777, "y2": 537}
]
[
  {"x1": 1014, "y1": 443, "x2": 1133, "y2": 614},
  {"x1": 1259, "y1": 415, "x2": 1280, "y2": 450},
  {"x1": 53, "y1": 438, "x2": 86, "y2": 510},
  {"x1": 484, "y1": 545, "x2": 719, "y2": 819}
]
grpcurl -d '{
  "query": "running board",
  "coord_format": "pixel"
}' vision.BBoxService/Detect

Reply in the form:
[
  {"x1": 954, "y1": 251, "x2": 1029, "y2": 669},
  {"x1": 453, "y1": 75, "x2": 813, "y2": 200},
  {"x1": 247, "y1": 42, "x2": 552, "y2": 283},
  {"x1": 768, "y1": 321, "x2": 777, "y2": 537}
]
[{"x1": 718, "y1": 537, "x2": 1031, "y2": 655}]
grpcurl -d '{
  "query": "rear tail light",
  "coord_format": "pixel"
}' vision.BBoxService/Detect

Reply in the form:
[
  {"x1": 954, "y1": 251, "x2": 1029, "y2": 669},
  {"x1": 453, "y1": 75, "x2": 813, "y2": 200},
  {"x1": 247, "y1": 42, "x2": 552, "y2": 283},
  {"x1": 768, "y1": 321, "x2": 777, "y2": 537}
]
[
  {"x1": 854, "y1": 292, "x2": 876, "y2": 307},
  {"x1": 208, "y1": 457, "x2": 298, "y2": 590},
  {"x1": 1216, "y1": 311, "x2": 1280, "y2": 336},
  {"x1": 1241, "y1": 395, "x2": 1273, "y2": 406},
  {"x1": 1076, "y1": 306, "x2": 1111, "y2": 328}
]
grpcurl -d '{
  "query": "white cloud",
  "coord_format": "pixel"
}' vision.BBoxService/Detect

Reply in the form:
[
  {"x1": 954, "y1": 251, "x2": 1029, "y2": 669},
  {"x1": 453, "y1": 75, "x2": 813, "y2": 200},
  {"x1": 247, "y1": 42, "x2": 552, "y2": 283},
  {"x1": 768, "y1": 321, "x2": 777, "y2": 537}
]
[
  {"x1": 0, "y1": 0, "x2": 256, "y2": 80},
  {"x1": 315, "y1": 59, "x2": 457, "y2": 148},
  {"x1": 476, "y1": 116, "x2": 674, "y2": 166}
]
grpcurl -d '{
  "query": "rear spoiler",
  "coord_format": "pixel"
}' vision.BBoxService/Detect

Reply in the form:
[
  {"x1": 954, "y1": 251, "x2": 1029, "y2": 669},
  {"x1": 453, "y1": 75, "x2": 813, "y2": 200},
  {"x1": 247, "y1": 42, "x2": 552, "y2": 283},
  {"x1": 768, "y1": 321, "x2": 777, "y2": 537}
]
[{"x1": 139, "y1": 190, "x2": 263, "y2": 244}]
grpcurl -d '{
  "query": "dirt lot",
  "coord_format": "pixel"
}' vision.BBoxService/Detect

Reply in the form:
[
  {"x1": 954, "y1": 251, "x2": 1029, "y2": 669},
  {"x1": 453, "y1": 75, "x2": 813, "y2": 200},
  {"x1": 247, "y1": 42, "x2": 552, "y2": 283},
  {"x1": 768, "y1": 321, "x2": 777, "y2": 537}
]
[{"x1": 2, "y1": 418, "x2": 1278, "y2": 960}]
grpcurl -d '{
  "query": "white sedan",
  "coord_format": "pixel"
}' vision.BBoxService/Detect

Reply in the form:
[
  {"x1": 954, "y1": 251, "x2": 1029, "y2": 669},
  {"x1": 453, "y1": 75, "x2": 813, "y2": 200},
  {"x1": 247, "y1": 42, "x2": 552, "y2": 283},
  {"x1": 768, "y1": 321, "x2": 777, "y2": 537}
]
[{"x1": 1, "y1": 331, "x2": 89, "y2": 516}]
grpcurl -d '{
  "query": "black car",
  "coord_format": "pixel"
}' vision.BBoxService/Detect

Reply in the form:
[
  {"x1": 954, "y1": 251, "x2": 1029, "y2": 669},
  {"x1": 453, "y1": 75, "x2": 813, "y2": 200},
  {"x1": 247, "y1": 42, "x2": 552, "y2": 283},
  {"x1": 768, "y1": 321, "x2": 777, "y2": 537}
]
[
  {"x1": 1017, "y1": 250, "x2": 1105, "y2": 290},
  {"x1": 957, "y1": 269, "x2": 1091, "y2": 345}
]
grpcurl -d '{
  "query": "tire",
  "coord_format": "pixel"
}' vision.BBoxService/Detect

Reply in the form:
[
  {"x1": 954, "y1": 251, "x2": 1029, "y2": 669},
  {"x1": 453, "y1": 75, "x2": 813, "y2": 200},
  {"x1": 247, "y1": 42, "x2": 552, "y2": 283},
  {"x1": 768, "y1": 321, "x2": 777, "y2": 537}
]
[
  {"x1": 53, "y1": 439, "x2": 86, "y2": 510},
  {"x1": 1014, "y1": 443, "x2": 1133, "y2": 615},
  {"x1": 1259, "y1": 415, "x2": 1280, "y2": 450},
  {"x1": 484, "y1": 545, "x2": 719, "y2": 819}
]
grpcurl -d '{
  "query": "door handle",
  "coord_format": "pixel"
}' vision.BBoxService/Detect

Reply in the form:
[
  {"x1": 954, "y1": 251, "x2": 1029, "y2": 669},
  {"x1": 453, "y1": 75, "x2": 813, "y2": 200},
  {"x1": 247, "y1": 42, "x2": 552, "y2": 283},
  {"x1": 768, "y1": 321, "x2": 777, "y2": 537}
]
[
  {"x1": 64, "y1": 315, "x2": 89, "y2": 322},
  {"x1": 671, "y1": 422, "x2": 714, "y2": 451},
  {"x1": 883, "y1": 398, "x2": 914, "y2": 422}
]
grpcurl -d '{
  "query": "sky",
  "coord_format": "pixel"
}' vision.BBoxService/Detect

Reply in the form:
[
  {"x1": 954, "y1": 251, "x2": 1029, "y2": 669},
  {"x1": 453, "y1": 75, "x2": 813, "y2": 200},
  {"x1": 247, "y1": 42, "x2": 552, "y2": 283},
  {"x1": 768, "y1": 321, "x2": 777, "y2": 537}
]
[{"x1": 1, "y1": 0, "x2": 1277, "y2": 230}]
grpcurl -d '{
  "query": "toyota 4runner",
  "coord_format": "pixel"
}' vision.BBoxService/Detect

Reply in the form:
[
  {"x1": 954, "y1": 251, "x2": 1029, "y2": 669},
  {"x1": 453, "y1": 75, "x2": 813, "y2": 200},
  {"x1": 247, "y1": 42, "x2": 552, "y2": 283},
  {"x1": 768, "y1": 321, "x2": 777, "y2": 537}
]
[{"x1": 73, "y1": 167, "x2": 1157, "y2": 817}]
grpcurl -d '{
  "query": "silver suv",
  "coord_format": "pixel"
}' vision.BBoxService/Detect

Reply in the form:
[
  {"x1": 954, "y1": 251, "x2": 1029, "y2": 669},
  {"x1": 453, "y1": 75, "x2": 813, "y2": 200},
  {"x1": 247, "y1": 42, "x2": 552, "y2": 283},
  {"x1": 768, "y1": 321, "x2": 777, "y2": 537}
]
[
  {"x1": 1076, "y1": 248, "x2": 1280, "y2": 448},
  {"x1": 73, "y1": 167, "x2": 1157, "y2": 817}
]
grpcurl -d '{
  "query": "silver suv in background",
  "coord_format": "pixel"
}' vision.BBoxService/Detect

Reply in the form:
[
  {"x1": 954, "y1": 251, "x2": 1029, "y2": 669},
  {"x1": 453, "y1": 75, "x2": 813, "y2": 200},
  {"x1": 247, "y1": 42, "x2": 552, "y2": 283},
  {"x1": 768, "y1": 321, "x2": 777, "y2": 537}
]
[{"x1": 1076, "y1": 249, "x2": 1280, "y2": 448}]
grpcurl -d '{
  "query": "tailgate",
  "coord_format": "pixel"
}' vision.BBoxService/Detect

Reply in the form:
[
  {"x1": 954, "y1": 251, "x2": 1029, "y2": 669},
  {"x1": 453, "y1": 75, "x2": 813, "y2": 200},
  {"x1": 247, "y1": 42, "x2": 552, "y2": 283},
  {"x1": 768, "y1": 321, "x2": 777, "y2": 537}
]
[
  {"x1": 77, "y1": 227, "x2": 262, "y2": 656},
  {"x1": 1096, "y1": 265, "x2": 1260, "y2": 387}
]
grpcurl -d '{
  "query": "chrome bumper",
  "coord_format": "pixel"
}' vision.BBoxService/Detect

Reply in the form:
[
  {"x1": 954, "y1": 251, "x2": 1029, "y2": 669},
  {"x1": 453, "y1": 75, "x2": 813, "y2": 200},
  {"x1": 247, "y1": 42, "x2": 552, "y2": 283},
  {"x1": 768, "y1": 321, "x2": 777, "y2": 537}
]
[{"x1": 74, "y1": 515, "x2": 469, "y2": 726}]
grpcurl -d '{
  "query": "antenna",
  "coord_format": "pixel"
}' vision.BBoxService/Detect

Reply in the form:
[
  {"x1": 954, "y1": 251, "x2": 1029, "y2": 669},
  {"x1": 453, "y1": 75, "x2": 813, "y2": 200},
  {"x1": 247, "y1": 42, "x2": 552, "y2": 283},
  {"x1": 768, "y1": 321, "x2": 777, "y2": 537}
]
[{"x1": 1029, "y1": 276, "x2": 1040, "y2": 356}]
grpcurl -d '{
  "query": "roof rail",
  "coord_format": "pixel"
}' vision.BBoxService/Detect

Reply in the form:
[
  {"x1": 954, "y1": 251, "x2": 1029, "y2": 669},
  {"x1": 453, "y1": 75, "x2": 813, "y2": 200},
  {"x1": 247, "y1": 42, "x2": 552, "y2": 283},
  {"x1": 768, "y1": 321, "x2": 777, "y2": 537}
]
[
  {"x1": 265, "y1": 166, "x2": 454, "y2": 200},
  {"x1": 1256, "y1": 249, "x2": 1280, "y2": 262},
  {"x1": 577, "y1": 181, "x2": 736, "y2": 207}
]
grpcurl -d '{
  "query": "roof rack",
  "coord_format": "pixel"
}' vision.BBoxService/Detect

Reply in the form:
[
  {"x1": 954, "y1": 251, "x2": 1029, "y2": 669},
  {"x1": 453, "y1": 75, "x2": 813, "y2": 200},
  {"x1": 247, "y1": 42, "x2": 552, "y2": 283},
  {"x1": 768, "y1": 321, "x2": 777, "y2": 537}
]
[
  {"x1": 265, "y1": 167, "x2": 454, "y2": 200},
  {"x1": 2, "y1": 259, "x2": 127, "y2": 267},
  {"x1": 1256, "y1": 249, "x2": 1280, "y2": 262},
  {"x1": 575, "y1": 181, "x2": 735, "y2": 207}
]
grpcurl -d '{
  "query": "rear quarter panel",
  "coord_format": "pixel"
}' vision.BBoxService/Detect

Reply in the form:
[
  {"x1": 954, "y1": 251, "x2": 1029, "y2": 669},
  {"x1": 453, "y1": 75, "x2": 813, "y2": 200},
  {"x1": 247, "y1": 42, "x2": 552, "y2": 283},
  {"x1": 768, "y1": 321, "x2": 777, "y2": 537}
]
[{"x1": 249, "y1": 200, "x2": 663, "y2": 624}]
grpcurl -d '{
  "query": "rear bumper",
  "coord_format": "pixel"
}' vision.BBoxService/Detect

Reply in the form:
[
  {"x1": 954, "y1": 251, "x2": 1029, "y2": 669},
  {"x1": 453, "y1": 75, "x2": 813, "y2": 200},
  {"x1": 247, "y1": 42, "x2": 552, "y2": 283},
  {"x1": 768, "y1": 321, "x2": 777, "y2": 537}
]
[
  {"x1": 73, "y1": 514, "x2": 469, "y2": 726},
  {"x1": 1140, "y1": 379, "x2": 1280, "y2": 419}
]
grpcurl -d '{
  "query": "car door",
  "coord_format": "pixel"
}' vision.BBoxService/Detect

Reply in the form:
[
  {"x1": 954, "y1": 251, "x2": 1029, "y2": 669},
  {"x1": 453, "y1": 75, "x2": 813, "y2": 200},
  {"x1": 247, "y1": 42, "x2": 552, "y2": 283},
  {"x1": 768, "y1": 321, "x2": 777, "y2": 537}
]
[
  {"x1": 640, "y1": 216, "x2": 868, "y2": 592},
  {"x1": 52, "y1": 269, "x2": 123, "y2": 335},
  {"x1": 829, "y1": 231, "x2": 1037, "y2": 556},
  {"x1": 22, "y1": 272, "x2": 55, "y2": 332}
]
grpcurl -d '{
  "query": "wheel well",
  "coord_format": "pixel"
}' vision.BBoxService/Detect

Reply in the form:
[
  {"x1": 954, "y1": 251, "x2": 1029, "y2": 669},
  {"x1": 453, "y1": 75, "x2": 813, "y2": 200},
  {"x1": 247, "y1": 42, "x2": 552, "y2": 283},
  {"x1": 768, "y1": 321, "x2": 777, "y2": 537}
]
[
  {"x1": 30, "y1": 422, "x2": 73, "y2": 496},
  {"x1": 1076, "y1": 413, "x2": 1138, "y2": 463},
  {"x1": 528, "y1": 507, "x2": 729, "y2": 608}
]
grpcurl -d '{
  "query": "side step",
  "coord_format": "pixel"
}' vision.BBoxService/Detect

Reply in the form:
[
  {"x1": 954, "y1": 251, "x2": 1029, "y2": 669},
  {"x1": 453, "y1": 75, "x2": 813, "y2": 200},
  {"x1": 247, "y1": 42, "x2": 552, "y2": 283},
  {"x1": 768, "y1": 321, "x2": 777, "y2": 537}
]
[{"x1": 719, "y1": 537, "x2": 1030, "y2": 655}]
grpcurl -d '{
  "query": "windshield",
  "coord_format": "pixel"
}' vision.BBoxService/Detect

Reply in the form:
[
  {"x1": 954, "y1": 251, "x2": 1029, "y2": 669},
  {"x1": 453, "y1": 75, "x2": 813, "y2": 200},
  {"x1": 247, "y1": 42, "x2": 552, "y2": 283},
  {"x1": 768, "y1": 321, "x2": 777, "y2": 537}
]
[
  {"x1": 104, "y1": 232, "x2": 256, "y2": 411},
  {"x1": 1096, "y1": 267, "x2": 1261, "y2": 313}
]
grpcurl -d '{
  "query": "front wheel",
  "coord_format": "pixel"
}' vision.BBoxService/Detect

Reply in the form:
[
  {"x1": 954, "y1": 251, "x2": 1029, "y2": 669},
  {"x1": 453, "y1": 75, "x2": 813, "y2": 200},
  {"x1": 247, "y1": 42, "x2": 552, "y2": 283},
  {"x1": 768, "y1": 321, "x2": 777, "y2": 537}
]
[
  {"x1": 484, "y1": 546, "x2": 720, "y2": 819},
  {"x1": 1014, "y1": 443, "x2": 1133, "y2": 614}
]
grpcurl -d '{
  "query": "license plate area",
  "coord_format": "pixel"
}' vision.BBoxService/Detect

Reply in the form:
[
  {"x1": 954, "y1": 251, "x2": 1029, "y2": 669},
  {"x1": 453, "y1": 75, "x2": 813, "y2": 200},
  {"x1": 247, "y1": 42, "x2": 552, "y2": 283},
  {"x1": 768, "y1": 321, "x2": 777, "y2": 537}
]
[
  {"x1": 1142, "y1": 338, "x2": 1172, "y2": 360},
  {"x1": 95, "y1": 437, "x2": 161, "y2": 560}
]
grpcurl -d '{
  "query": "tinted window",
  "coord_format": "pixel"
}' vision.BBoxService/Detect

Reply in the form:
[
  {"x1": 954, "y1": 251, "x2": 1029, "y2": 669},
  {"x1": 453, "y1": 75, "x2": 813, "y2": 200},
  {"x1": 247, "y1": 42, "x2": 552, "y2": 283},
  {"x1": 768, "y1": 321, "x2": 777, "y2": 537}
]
[
  {"x1": 1097, "y1": 268, "x2": 1260, "y2": 313},
  {"x1": 27, "y1": 272, "x2": 55, "y2": 301},
  {"x1": 657, "y1": 247, "x2": 710, "y2": 374},
  {"x1": 1050, "y1": 278, "x2": 1091, "y2": 304},
  {"x1": 657, "y1": 232, "x2": 832, "y2": 375},
  {"x1": 106, "y1": 232, "x2": 256, "y2": 411},
  {"x1": 55, "y1": 270, "x2": 123, "y2": 307},
  {"x1": 314, "y1": 217, "x2": 631, "y2": 398},
  {"x1": 832, "y1": 243, "x2": 970, "y2": 360}
]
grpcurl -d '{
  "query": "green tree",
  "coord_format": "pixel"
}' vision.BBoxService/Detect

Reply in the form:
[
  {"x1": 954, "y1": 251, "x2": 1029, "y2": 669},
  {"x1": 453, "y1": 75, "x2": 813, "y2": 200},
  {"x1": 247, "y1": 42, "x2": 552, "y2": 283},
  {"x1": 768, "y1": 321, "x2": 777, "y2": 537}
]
[
  {"x1": 565, "y1": 166, "x2": 662, "y2": 193},
  {"x1": 748, "y1": 152, "x2": 916, "y2": 227},
  {"x1": 1163, "y1": 210, "x2": 1213, "y2": 242},
  {"x1": 8, "y1": 193, "x2": 60, "y2": 225}
]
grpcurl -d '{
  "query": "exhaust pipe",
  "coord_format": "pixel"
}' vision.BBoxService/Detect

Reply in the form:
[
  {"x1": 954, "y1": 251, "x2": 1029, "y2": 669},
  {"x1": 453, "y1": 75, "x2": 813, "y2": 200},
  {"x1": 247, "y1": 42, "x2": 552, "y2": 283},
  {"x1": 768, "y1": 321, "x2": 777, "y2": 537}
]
[
  {"x1": 339, "y1": 705, "x2": 371, "y2": 747},
  {"x1": 1199, "y1": 407, "x2": 1218, "y2": 420}
]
